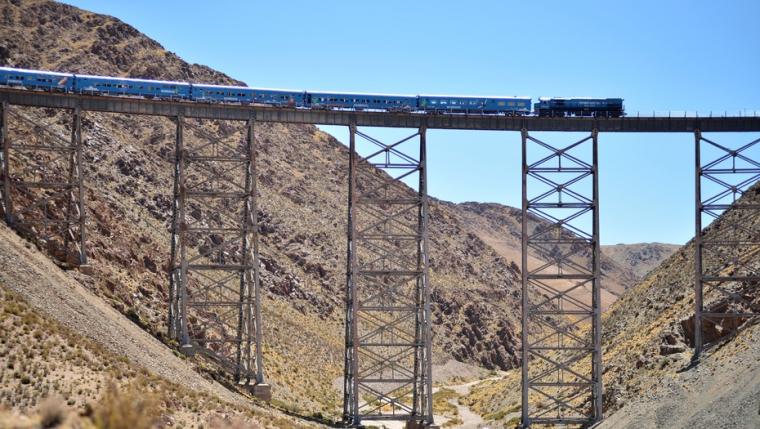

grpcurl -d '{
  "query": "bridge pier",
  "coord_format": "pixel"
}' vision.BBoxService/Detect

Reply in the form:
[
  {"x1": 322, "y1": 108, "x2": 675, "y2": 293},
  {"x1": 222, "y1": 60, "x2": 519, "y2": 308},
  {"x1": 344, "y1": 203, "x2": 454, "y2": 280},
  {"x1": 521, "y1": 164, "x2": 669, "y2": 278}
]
[
  {"x1": 520, "y1": 128, "x2": 603, "y2": 428},
  {"x1": 342, "y1": 122, "x2": 435, "y2": 427},
  {"x1": 693, "y1": 130, "x2": 760, "y2": 359},
  {"x1": 0, "y1": 103, "x2": 87, "y2": 266},
  {"x1": 168, "y1": 113, "x2": 267, "y2": 395}
]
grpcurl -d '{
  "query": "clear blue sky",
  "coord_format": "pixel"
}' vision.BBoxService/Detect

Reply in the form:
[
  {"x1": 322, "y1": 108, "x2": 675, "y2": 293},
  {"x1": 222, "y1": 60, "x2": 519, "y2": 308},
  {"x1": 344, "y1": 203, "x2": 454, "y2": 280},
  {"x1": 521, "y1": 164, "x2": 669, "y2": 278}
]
[{"x1": 62, "y1": 0, "x2": 760, "y2": 245}]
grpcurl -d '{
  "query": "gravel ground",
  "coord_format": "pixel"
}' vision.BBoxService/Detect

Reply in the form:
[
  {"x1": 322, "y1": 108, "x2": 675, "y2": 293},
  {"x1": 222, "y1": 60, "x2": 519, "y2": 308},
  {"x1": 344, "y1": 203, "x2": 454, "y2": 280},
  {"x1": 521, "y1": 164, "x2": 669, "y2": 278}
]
[
  {"x1": 600, "y1": 322, "x2": 760, "y2": 429},
  {"x1": 0, "y1": 224, "x2": 250, "y2": 408}
]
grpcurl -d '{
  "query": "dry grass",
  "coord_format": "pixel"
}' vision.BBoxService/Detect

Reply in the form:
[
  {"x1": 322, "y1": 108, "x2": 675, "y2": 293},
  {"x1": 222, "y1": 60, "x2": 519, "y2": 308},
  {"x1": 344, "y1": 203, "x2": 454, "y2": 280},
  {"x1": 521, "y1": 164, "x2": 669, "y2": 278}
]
[
  {"x1": 0, "y1": 284, "x2": 317, "y2": 428},
  {"x1": 92, "y1": 382, "x2": 160, "y2": 429},
  {"x1": 38, "y1": 396, "x2": 67, "y2": 428}
]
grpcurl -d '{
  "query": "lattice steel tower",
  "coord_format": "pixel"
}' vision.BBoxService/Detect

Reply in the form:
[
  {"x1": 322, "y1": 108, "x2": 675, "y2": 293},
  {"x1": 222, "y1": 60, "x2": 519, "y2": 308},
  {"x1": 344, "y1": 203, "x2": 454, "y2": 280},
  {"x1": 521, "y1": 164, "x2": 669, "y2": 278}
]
[
  {"x1": 168, "y1": 114, "x2": 268, "y2": 397},
  {"x1": 694, "y1": 131, "x2": 760, "y2": 357},
  {"x1": 520, "y1": 129, "x2": 603, "y2": 427},
  {"x1": 343, "y1": 123, "x2": 435, "y2": 427},
  {"x1": 0, "y1": 103, "x2": 87, "y2": 266}
]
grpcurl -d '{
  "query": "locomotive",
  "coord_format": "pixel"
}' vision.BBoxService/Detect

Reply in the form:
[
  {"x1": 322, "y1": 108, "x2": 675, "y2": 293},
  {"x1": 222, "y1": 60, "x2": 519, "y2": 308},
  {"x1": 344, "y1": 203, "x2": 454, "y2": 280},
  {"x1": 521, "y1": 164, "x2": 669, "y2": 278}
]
[{"x1": 0, "y1": 66, "x2": 624, "y2": 117}]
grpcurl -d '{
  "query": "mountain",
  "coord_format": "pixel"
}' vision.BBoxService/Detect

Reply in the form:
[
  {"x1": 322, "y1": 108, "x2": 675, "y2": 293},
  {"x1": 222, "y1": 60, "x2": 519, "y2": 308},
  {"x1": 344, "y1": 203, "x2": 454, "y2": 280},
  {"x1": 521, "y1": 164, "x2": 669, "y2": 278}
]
[
  {"x1": 453, "y1": 202, "x2": 643, "y2": 308},
  {"x1": 0, "y1": 1, "x2": 721, "y2": 427},
  {"x1": 0, "y1": 222, "x2": 314, "y2": 428},
  {"x1": 602, "y1": 242, "x2": 680, "y2": 280},
  {"x1": 462, "y1": 191, "x2": 760, "y2": 427},
  {"x1": 0, "y1": 0, "x2": 528, "y2": 420}
]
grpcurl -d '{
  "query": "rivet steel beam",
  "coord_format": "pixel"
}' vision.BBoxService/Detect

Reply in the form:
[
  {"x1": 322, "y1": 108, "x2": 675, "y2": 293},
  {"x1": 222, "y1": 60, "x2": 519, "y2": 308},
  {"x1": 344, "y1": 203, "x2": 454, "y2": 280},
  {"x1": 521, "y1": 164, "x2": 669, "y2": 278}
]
[
  {"x1": 521, "y1": 129, "x2": 602, "y2": 427},
  {"x1": 2, "y1": 88, "x2": 760, "y2": 132},
  {"x1": 693, "y1": 130, "x2": 760, "y2": 358},
  {"x1": 342, "y1": 123, "x2": 435, "y2": 427}
]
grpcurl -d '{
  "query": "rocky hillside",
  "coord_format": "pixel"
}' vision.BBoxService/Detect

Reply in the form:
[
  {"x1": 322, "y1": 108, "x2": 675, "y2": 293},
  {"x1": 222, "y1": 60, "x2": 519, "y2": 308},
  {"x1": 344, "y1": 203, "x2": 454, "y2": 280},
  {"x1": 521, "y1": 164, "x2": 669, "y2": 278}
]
[
  {"x1": 462, "y1": 187, "x2": 760, "y2": 427},
  {"x1": 0, "y1": 0, "x2": 694, "y2": 424},
  {"x1": 0, "y1": 223, "x2": 314, "y2": 428},
  {"x1": 0, "y1": 0, "x2": 532, "y2": 417},
  {"x1": 602, "y1": 242, "x2": 680, "y2": 280}
]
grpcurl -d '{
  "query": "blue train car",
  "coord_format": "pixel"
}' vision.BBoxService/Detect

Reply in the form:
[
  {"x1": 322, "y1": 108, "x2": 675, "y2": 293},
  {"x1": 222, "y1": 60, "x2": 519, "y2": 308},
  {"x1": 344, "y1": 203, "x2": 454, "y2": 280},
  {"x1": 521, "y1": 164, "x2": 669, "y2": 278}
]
[
  {"x1": 253, "y1": 88, "x2": 307, "y2": 107},
  {"x1": 191, "y1": 84, "x2": 254, "y2": 103},
  {"x1": 309, "y1": 92, "x2": 417, "y2": 111},
  {"x1": 534, "y1": 97, "x2": 624, "y2": 117},
  {"x1": 0, "y1": 67, "x2": 73, "y2": 92},
  {"x1": 74, "y1": 74, "x2": 190, "y2": 99},
  {"x1": 418, "y1": 95, "x2": 531, "y2": 114}
]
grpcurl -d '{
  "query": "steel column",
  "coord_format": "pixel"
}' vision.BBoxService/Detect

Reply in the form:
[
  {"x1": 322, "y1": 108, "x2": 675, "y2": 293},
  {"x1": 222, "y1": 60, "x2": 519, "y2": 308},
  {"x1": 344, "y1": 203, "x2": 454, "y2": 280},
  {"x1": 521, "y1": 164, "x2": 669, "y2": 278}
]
[
  {"x1": 64, "y1": 106, "x2": 87, "y2": 265},
  {"x1": 168, "y1": 115, "x2": 264, "y2": 386},
  {"x1": 694, "y1": 130, "x2": 704, "y2": 357},
  {"x1": 0, "y1": 101, "x2": 10, "y2": 225},
  {"x1": 418, "y1": 125, "x2": 434, "y2": 424},
  {"x1": 521, "y1": 129, "x2": 602, "y2": 427},
  {"x1": 342, "y1": 125, "x2": 435, "y2": 427},
  {"x1": 520, "y1": 129, "x2": 530, "y2": 427},
  {"x1": 343, "y1": 121, "x2": 360, "y2": 424},
  {"x1": 693, "y1": 130, "x2": 760, "y2": 358},
  {"x1": 168, "y1": 115, "x2": 182, "y2": 340},
  {"x1": 591, "y1": 130, "x2": 603, "y2": 421}
]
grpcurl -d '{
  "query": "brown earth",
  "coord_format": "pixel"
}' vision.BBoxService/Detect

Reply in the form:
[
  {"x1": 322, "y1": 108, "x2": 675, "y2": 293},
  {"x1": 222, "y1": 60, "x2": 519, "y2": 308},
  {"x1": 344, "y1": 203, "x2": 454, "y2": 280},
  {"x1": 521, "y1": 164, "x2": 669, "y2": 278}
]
[
  {"x1": 0, "y1": 0, "x2": 526, "y2": 418},
  {"x1": 0, "y1": 1, "x2": 713, "y2": 426},
  {"x1": 452, "y1": 202, "x2": 668, "y2": 309},
  {"x1": 0, "y1": 223, "x2": 317, "y2": 428},
  {"x1": 602, "y1": 242, "x2": 680, "y2": 280},
  {"x1": 463, "y1": 186, "x2": 760, "y2": 428}
]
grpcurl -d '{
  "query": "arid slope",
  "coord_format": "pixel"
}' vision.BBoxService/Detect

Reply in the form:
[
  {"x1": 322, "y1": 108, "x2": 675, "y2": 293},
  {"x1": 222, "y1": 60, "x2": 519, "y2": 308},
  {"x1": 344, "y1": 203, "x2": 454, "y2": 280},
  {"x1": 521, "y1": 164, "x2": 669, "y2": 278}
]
[
  {"x1": 463, "y1": 187, "x2": 760, "y2": 428},
  {"x1": 0, "y1": 0, "x2": 523, "y2": 417},
  {"x1": 602, "y1": 242, "x2": 680, "y2": 280}
]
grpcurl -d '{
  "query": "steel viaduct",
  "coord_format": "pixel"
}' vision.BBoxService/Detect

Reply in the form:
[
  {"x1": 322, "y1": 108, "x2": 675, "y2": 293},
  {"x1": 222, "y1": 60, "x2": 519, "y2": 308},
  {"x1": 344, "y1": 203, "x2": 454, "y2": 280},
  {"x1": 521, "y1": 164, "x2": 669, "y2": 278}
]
[{"x1": 1, "y1": 87, "x2": 758, "y2": 428}]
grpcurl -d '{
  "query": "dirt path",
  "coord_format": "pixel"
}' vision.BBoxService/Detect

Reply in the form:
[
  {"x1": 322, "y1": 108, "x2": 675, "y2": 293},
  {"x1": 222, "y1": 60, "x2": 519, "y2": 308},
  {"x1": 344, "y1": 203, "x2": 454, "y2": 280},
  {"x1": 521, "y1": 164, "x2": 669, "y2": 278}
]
[
  {"x1": 445, "y1": 378, "x2": 495, "y2": 429},
  {"x1": 0, "y1": 224, "x2": 249, "y2": 407},
  {"x1": 372, "y1": 378, "x2": 494, "y2": 429}
]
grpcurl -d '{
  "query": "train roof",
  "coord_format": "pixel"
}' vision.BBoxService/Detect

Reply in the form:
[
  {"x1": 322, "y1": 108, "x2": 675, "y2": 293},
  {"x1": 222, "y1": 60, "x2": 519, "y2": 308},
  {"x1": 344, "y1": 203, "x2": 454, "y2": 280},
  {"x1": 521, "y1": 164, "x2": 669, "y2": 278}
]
[
  {"x1": 419, "y1": 94, "x2": 531, "y2": 100},
  {"x1": 74, "y1": 73, "x2": 190, "y2": 86},
  {"x1": 191, "y1": 83, "x2": 251, "y2": 90},
  {"x1": 0, "y1": 66, "x2": 73, "y2": 77},
  {"x1": 538, "y1": 96, "x2": 623, "y2": 101},
  {"x1": 308, "y1": 90, "x2": 418, "y2": 98},
  {"x1": 193, "y1": 84, "x2": 309, "y2": 93},
  {"x1": 250, "y1": 87, "x2": 306, "y2": 93}
]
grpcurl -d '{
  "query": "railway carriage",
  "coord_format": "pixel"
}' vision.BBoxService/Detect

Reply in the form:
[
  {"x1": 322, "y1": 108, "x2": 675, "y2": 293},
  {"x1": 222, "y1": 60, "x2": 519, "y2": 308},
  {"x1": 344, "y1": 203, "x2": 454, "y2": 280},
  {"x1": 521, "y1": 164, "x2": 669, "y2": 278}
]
[
  {"x1": 253, "y1": 88, "x2": 307, "y2": 107},
  {"x1": 190, "y1": 84, "x2": 253, "y2": 103},
  {"x1": 418, "y1": 95, "x2": 531, "y2": 115},
  {"x1": 309, "y1": 91, "x2": 417, "y2": 111},
  {"x1": 0, "y1": 66, "x2": 73, "y2": 92},
  {"x1": 0, "y1": 66, "x2": 626, "y2": 117},
  {"x1": 74, "y1": 74, "x2": 191, "y2": 100}
]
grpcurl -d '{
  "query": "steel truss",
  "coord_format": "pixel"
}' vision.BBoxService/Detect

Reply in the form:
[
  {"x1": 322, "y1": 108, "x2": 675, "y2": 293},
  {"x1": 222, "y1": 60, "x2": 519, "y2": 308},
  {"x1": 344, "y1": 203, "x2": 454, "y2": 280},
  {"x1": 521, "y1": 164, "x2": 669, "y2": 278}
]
[
  {"x1": 521, "y1": 129, "x2": 602, "y2": 427},
  {"x1": 694, "y1": 131, "x2": 760, "y2": 357},
  {"x1": 0, "y1": 102, "x2": 87, "y2": 265},
  {"x1": 168, "y1": 113, "x2": 264, "y2": 388},
  {"x1": 343, "y1": 124, "x2": 435, "y2": 427}
]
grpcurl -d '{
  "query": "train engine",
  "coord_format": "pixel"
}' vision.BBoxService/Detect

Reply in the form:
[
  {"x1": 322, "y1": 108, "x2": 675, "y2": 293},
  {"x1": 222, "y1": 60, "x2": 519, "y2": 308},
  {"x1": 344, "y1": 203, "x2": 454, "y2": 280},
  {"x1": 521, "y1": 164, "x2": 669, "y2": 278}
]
[{"x1": 534, "y1": 97, "x2": 624, "y2": 118}]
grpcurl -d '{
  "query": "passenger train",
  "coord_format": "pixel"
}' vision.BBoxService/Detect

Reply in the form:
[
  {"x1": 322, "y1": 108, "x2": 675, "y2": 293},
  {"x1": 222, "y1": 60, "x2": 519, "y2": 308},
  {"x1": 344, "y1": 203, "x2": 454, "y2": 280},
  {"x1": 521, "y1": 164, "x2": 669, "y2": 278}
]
[{"x1": 0, "y1": 67, "x2": 624, "y2": 117}]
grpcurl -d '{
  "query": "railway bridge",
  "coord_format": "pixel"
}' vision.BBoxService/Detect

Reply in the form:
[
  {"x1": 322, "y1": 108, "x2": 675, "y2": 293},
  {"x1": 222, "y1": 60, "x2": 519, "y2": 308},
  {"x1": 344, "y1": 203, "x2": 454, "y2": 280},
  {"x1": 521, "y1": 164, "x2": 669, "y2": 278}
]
[{"x1": 1, "y1": 87, "x2": 759, "y2": 428}]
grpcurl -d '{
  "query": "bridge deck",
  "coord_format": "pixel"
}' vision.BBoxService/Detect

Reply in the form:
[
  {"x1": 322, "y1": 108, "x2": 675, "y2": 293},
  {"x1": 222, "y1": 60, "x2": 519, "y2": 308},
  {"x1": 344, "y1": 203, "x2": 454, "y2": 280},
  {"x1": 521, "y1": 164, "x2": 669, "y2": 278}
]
[{"x1": 1, "y1": 88, "x2": 759, "y2": 132}]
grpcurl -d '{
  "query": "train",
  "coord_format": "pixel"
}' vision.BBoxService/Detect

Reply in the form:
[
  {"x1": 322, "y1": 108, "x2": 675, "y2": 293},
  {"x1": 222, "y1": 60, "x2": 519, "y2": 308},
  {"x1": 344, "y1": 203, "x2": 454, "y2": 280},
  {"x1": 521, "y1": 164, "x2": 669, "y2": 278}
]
[{"x1": 0, "y1": 66, "x2": 624, "y2": 117}]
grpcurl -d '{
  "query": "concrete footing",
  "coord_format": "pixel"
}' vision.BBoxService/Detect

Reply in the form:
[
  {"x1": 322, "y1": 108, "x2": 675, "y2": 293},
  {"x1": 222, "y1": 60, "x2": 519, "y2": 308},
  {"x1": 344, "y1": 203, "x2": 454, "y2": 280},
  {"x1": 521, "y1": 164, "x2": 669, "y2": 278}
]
[
  {"x1": 404, "y1": 421, "x2": 439, "y2": 429},
  {"x1": 179, "y1": 343, "x2": 195, "y2": 357},
  {"x1": 249, "y1": 383, "x2": 272, "y2": 402},
  {"x1": 77, "y1": 264, "x2": 93, "y2": 275}
]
